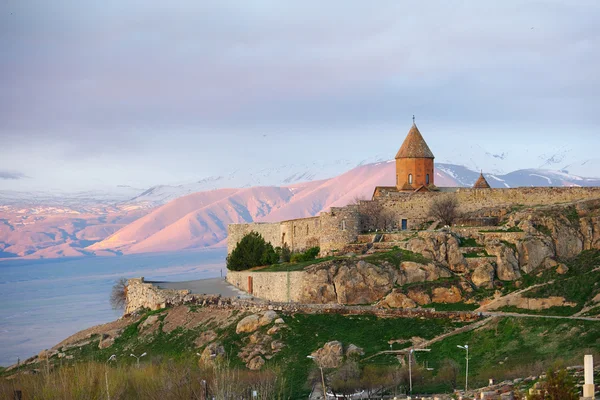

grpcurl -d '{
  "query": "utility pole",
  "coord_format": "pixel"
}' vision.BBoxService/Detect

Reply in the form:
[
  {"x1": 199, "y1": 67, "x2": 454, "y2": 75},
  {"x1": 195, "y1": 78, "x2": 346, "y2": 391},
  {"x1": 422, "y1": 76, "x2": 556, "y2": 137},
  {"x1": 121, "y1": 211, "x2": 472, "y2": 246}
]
[
  {"x1": 105, "y1": 354, "x2": 116, "y2": 400},
  {"x1": 307, "y1": 356, "x2": 327, "y2": 399}
]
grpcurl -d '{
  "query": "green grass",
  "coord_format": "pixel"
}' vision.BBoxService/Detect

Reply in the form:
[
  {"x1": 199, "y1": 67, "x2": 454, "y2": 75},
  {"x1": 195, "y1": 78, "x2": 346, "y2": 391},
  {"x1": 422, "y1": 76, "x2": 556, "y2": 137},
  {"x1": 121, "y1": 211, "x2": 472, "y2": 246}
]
[
  {"x1": 564, "y1": 206, "x2": 580, "y2": 226},
  {"x1": 479, "y1": 226, "x2": 524, "y2": 233},
  {"x1": 424, "y1": 317, "x2": 600, "y2": 389},
  {"x1": 364, "y1": 248, "x2": 431, "y2": 267},
  {"x1": 257, "y1": 256, "x2": 336, "y2": 272},
  {"x1": 521, "y1": 250, "x2": 600, "y2": 311},
  {"x1": 422, "y1": 302, "x2": 479, "y2": 311},
  {"x1": 274, "y1": 313, "x2": 462, "y2": 396},
  {"x1": 464, "y1": 250, "x2": 491, "y2": 258},
  {"x1": 496, "y1": 305, "x2": 578, "y2": 317},
  {"x1": 459, "y1": 237, "x2": 482, "y2": 247},
  {"x1": 534, "y1": 223, "x2": 552, "y2": 236}
]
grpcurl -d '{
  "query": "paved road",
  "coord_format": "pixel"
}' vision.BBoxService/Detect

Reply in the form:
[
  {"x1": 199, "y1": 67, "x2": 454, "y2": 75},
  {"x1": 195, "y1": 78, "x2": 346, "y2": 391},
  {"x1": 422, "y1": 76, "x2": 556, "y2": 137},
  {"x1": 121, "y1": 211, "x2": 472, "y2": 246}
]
[{"x1": 147, "y1": 277, "x2": 252, "y2": 298}]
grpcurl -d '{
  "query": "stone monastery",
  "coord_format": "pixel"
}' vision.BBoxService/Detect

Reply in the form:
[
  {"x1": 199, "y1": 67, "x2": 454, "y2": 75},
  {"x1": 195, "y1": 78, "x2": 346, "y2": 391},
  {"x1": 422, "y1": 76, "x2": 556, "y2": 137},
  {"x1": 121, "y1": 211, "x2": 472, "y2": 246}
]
[{"x1": 228, "y1": 122, "x2": 600, "y2": 256}]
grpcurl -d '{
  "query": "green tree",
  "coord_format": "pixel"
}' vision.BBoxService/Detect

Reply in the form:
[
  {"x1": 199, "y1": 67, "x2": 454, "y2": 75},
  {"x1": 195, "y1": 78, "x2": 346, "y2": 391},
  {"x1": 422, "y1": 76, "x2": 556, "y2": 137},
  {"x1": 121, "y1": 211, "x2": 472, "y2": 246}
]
[
  {"x1": 527, "y1": 367, "x2": 578, "y2": 400},
  {"x1": 226, "y1": 232, "x2": 278, "y2": 271}
]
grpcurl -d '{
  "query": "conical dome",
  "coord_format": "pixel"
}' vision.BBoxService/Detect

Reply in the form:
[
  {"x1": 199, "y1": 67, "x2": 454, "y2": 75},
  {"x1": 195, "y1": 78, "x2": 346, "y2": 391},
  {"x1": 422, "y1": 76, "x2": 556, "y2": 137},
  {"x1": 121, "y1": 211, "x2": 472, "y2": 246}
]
[
  {"x1": 473, "y1": 172, "x2": 491, "y2": 189},
  {"x1": 395, "y1": 123, "x2": 435, "y2": 159}
]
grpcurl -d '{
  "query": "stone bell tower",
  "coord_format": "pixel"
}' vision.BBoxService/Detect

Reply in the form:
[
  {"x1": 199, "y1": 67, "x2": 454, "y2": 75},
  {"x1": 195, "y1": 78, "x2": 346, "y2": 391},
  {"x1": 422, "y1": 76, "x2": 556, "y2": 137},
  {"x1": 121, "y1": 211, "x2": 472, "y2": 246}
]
[{"x1": 395, "y1": 117, "x2": 435, "y2": 191}]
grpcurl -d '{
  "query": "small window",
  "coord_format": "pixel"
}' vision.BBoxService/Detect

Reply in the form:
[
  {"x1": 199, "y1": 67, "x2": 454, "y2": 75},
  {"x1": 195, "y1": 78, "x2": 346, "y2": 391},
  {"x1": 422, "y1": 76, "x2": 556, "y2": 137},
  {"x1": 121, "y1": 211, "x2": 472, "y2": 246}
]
[
  {"x1": 341, "y1": 220, "x2": 346, "y2": 231},
  {"x1": 408, "y1": 174, "x2": 413, "y2": 184},
  {"x1": 306, "y1": 225, "x2": 309, "y2": 235},
  {"x1": 396, "y1": 174, "x2": 399, "y2": 185},
  {"x1": 426, "y1": 174, "x2": 430, "y2": 184}
]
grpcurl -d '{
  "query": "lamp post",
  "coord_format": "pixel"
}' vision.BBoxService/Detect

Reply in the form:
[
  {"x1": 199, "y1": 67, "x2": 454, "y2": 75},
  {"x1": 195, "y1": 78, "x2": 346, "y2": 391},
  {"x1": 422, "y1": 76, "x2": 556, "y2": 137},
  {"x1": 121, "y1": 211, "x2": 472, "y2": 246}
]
[
  {"x1": 105, "y1": 354, "x2": 116, "y2": 400},
  {"x1": 307, "y1": 356, "x2": 327, "y2": 399},
  {"x1": 130, "y1": 352, "x2": 146, "y2": 369},
  {"x1": 407, "y1": 348, "x2": 431, "y2": 394},
  {"x1": 457, "y1": 345, "x2": 469, "y2": 393}
]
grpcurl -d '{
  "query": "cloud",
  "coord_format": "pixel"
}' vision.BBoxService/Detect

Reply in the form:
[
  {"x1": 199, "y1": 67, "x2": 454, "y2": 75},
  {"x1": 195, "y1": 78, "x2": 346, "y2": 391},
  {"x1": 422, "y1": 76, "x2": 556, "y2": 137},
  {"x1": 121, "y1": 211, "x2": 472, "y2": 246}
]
[{"x1": 0, "y1": 170, "x2": 28, "y2": 180}]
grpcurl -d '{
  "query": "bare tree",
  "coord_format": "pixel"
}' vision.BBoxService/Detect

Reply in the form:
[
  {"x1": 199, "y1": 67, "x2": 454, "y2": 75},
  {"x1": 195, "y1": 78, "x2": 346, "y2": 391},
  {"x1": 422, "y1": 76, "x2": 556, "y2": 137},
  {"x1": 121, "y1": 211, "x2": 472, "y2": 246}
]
[
  {"x1": 437, "y1": 359, "x2": 460, "y2": 389},
  {"x1": 353, "y1": 197, "x2": 395, "y2": 233},
  {"x1": 429, "y1": 195, "x2": 460, "y2": 226},
  {"x1": 110, "y1": 277, "x2": 128, "y2": 310}
]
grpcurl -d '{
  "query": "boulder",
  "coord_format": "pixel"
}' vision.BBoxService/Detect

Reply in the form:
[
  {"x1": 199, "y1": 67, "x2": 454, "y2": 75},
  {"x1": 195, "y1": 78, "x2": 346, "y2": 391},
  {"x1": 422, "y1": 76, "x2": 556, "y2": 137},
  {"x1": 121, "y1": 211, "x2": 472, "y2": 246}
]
[
  {"x1": 405, "y1": 232, "x2": 467, "y2": 272},
  {"x1": 247, "y1": 355, "x2": 265, "y2": 370},
  {"x1": 345, "y1": 344, "x2": 364, "y2": 358},
  {"x1": 274, "y1": 318, "x2": 285, "y2": 324},
  {"x1": 271, "y1": 340, "x2": 285, "y2": 352},
  {"x1": 300, "y1": 268, "x2": 338, "y2": 304},
  {"x1": 311, "y1": 341, "x2": 344, "y2": 368},
  {"x1": 431, "y1": 286, "x2": 462, "y2": 303},
  {"x1": 472, "y1": 263, "x2": 495, "y2": 288},
  {"x1": 236, "y1": 314, "x2": 261, "y2": 334},
  {"x1": 556, "y1": 264, "x2": 569, "y2": 275},
  {"x1": 486, "y1": 240, "x2": 521, "y2": 281},
  {"x1": 200, "y1": 342, "x2": 225, "y2": 365},
  {"x1": 517, "y1": 237, "x2": 554, "y2": 274},
  {"x1": 98, "y1": 337, "x2": 115, "y2": 349},
  {"x1": 379, "y1": 290, "x2": 417, "y2": 309},
  {"x1": 259, "y1": 311, "x2": 279, "y2": 326},
  {"x1": 407, "y1": 289, "x2": 432, "y2": 305}
]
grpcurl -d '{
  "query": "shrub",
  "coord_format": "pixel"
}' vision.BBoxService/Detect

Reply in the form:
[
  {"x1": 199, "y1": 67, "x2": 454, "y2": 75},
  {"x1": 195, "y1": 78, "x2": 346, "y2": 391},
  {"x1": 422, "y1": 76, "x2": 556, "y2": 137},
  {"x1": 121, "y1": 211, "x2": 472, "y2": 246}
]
[
  {"x1": 290, "y1": 247, "x2": 320, "y2": 263},
  {"x1": 226, "y1": 232, "x2": 278, "y2": 271},
  {"x1": 275, "y1": 244, "x2": 292, "y2": 263}
]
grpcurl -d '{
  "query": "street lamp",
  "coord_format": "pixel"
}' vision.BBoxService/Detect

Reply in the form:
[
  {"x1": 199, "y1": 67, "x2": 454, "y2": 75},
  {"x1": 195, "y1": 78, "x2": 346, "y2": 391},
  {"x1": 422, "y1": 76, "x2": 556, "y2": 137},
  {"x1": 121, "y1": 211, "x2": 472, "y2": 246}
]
[
  {"x1": 407, "y1": 348, "x2": 431, "y2": 394},
  {"x1": 307, "y1": 356, "x2": 327, "y2": 399},
  {"x1": 130, "y1": 352, "x2": 147, "y2": 368},
  {"x1": 457, "y1": 345, "x2": 469, "y2": 393},
  {"x1": 105, "y1": 355, "x2": 116, "y2": 400}
]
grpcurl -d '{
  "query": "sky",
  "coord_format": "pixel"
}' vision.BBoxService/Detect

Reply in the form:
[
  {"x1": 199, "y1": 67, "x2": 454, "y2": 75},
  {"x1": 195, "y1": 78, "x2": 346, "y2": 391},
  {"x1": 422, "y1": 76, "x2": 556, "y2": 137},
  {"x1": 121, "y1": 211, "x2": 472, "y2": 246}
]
[{"x1": 1, "y1": 1, "x2": 599, "y2": 192}]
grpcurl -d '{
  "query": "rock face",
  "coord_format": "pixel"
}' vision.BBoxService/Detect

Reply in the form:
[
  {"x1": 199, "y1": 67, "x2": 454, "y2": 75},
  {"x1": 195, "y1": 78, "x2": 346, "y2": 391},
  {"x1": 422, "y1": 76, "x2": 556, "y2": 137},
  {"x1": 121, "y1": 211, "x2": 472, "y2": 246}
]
[
  {"x1": 332, "y1": 261, "x2": 393, "y2": 304},
  {"x1": 397, "y1": 262, "x2": 451, "y2": 285},
  {"x1": 431, "y1": 286, "x2": 463, "y2": 303},
  {"x1": 486, "y1": 240, "x2": 521, "y2": 281},
  {"x1": 310, "y1": 341, "x2": 344, "y2": 368},
  {"x1": 407, "y1": 289, "x2": 432, "y2": 305},
  {"x1": 471, "y1": 263, "x2": 495, "y2": 288},
  {"x1": 379, "y1": 290, "x2": 417, "y2": 309},
  {"x1": 401, "y1": 232, "x2": 468, "y2": 272},
  {"x1": 345, "y1": 344, "x2": 364, "y2": 358}
]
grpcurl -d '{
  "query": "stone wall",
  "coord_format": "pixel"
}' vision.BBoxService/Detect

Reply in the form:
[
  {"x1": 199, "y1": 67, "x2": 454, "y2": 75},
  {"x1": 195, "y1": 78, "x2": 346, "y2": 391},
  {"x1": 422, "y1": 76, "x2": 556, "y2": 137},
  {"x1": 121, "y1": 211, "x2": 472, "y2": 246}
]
[
  {"x1": 125, "y1": 278, "x2": 191, "y2": 314},
  {"x1": 227, "y1": 187, "x2": 600, "y2": 256},
  {"x1": 226, "y1": 270, "x2": 307, "y2": 302}
]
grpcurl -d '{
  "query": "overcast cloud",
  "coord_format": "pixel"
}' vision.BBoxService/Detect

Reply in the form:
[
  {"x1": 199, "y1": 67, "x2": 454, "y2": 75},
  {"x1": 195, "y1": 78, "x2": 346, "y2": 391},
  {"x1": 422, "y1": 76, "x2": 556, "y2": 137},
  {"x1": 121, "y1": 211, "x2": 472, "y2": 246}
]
[{"x1": 1, "y1": 1, "x2": 599, "y2": 191}]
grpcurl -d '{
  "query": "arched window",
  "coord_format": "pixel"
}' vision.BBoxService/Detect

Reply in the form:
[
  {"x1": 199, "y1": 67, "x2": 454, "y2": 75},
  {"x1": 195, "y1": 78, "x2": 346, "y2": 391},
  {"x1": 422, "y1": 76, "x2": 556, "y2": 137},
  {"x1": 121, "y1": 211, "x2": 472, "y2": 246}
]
[
  {"x1": 426, "y1": 174, "x2": 430, "y2": 184},
  {"x1": 408, "y1": 174, "x2": 413, "y2": 184}
]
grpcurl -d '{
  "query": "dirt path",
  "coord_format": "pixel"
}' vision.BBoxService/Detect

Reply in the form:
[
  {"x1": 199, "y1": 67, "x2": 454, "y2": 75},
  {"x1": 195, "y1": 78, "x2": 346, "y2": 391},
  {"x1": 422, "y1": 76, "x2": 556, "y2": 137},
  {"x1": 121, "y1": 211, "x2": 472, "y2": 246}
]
[{"x1": 363, "y1": 317, "x2": 492, "y2": 361}]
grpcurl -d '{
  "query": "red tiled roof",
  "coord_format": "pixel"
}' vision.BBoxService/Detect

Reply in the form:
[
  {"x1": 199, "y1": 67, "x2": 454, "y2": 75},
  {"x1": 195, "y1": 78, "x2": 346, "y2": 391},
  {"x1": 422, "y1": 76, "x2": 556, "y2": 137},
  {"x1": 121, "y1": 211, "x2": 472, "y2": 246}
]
[{"x1": 395, "y1": 123, "x2": 435, "y2": 159}]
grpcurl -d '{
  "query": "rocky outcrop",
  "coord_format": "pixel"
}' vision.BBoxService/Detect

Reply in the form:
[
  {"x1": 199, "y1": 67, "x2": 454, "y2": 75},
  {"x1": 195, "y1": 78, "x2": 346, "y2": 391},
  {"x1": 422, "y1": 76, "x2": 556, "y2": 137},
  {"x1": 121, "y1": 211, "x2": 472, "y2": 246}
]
[
  {"x1": 401, "y1": 232, "x2": 468, "y2": 272},
  {"x1": 397, "y1": 261, "x2": 452, "y2": 285},
  {"x1": 311, "y1": 340, "x2": 344, "y2": 368},
  {"x1": 471, "y1": 263, "x2": 495, "y2": 288},
  {"x1": 431, "y1": 286, "x2": 463, "y2": 303},
  {"x1": 407, "y1": 289, "x2": 432, "y2": 305},
  {"x1": 199, "y1": 342, "x2": 225, "y2": 365},
  {"x1": 236, "y1": 311, "x2": 280, "y2": 334},
  {"x1": 332, "y1": 261, "x2": 392, "y2": 304},
  {"x1": 485, "y1": 239, "x2": 521, "y2": 281},
  {"x1": 378, "y1": 290, "x2": 417, "y2": 309}
]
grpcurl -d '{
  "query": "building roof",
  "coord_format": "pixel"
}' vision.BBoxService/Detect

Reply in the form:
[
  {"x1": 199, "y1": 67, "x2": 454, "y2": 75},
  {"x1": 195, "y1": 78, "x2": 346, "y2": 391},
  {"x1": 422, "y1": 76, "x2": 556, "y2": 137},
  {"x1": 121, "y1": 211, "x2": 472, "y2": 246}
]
[
  {"x1": 395, "y1": 123, "x2": 435, "y2": 159},
  {"x1": 473, "y1": 172, "x2": 491, "y2": 189}
]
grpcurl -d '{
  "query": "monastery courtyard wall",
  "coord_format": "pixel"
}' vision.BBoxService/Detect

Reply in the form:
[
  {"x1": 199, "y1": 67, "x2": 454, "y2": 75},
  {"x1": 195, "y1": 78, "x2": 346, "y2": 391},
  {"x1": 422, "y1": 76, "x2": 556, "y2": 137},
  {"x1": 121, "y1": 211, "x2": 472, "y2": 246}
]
[{"x1": 227, "y1": 186, "x2": 600, "y2": 255}]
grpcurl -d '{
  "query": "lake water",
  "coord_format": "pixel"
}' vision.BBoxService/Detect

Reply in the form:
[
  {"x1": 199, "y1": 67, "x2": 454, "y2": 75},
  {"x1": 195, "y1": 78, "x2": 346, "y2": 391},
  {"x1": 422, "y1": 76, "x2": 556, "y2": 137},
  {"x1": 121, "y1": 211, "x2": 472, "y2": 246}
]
[{"x1": 0, "y1": 248, "x2": 227, "y2": 366}]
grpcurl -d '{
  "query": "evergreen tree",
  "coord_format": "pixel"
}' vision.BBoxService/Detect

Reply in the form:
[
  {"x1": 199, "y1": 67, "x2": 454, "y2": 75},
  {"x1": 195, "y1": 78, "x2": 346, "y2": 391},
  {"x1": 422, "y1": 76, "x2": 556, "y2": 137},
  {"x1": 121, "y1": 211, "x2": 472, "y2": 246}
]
[{"x1": 227, "y1": 231, "x2": 278, "y2": 271}]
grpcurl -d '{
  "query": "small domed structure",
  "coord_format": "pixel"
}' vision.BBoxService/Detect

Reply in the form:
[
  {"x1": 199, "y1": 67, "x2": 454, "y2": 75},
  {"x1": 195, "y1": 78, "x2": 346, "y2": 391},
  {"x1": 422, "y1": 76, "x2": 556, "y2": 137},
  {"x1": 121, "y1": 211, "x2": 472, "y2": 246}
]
[{"x1": 473, "y1": 172, "x2": 491, "y2": 189}]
